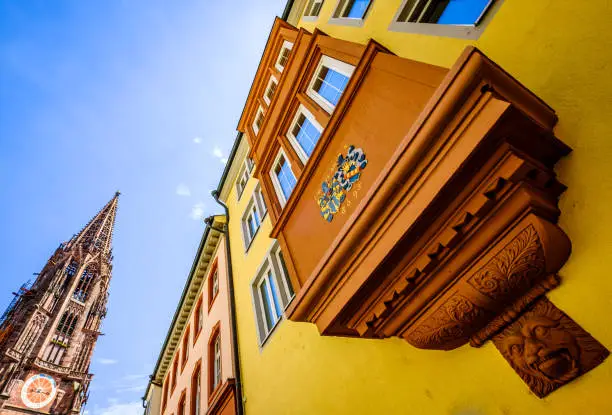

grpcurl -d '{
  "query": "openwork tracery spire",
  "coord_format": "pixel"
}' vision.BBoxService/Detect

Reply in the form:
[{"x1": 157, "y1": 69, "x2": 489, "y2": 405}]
[{"x1": 0, "y1": 193, "x2": 120, "y2": 414}]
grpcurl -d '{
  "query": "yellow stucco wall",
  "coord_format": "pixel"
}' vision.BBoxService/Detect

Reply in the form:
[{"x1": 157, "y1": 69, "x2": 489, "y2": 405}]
[{"x1": 228, "y1": 1, "x2": 612, "y2": 413}]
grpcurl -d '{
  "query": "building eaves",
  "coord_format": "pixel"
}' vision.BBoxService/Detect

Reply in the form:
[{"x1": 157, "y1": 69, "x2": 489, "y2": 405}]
[{"x1": 144, "y1": 215, "x2": 226, "y2": 396}]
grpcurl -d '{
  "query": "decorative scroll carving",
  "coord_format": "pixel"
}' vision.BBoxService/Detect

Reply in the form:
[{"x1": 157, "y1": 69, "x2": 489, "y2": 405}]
[
  {"x1": 406, "y1": 295, "x2": 492, "y2": 350},
  {"x1": 468, "y1": 225, "x2": 545, "y2": 301},
  {"x1": 470, "y1": 273, "x2": 561, "y2": 347},
  {"x1": 5, "y1": 349, "x2": 22, "y2": 362},
  {"x1": 493, "y1": 297, "x2": 609, "y2": 398},
  {"x1": 33, "y1": 358, "x2": 71, "y2": 375}
]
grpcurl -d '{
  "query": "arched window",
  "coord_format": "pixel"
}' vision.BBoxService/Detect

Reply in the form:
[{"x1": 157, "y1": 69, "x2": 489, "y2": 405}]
[
  {"x1": 73, "y1": 268, "x2": 95, "y2": 302},
  {"x1": 190, "y1": 360, "x2": 201, "y2": 415},
  {"x1": 207, "y1": 322, "x2": 222, "y2": 398}
]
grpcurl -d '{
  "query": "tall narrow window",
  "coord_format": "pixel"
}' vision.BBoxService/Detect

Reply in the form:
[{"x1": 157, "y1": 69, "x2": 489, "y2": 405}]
[
  {"x1": 194, "y1": 297, "x2": 203, "y2": 344},
  {"x1": 252, "y1": 106, "x2": 265, "y2": 136},
  {"x1": 73, "y1": 268, "x2": 94, "y2": 303},
  {"x1": 182, "y1": 326, "x2": 190, "y2": 370},
  {"x1": 190, "y1": 362, "x2": 201, "y2": 415},
  {"x1": 177, "y1": 391, "x2": 186, "y2": 415},
  {"x1": 304, "y1": 0, "x2": 325, "y2": 17},
  {"x1": 270, "y1": 151, "x2": 297, "y2": 206},
  {"x1": 275, "y1": 40, "x2": 293, "y2": 72},
  {"x1": 242, "y1": 200, "x2": 261, "y2": 248},
  {"x1": 251, "y1": 242, "x2": 295, "y2": 345},
  {"x1": 333, "y1": 0, "x2": 372, "y2": 19},
  {"x1": 208, "y1": 262, "x2": 220, "y2": 309},
  {"x1": 236, "y1": 158, "x2": 253, "y2": 200},
  {"x1": 208, "y1": 325, "x2": 222, "y2": 397},
  {"x1": 307, "y1": 56, "x2": 354, "y2": 113},
  {"x1": 287, "y1": 106, "x2": 323, "y2": 163},
  {"x1": 213, "y1": 335, "x2": 221, "y2": 390},
  {"x1": 254, "y1": 184, "x2": 267, "y2": 217},
  {"x1": 171, "y1": 357, "x2": 179, "y2": 391},
  {"x1": 263, "y1": 76, "x2": 278, "y2": 106}
]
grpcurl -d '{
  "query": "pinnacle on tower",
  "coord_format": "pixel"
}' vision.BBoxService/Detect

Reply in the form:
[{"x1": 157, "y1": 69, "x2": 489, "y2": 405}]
[
  {"x1": 70, "y1": 193, "x2": 119, "y2": 256},
  {"x1": 0, "y1": 194, "x2": 119, "y2": 415}
]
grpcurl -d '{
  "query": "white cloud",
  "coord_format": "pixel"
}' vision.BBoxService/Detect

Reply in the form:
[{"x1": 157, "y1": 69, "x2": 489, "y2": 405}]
[
  {"x1": 175, "y1": 183, "x2": 191, "y2": 197},
  {"x1": 212, "y1": 146, "x2": 223, "y2": 158},
  {"x1": 190, "y1": 202, "x2": 205, "y2": 220},
  {"x1": 95, "y1": 401, "x2": 142, "y2": 415},
  {"x1": 220, "y1": 157, "x2": 228, "y2": 164},
  {"x1": 193, "y1": 137, "x2": 202, "y2": 144},
  {"x1": 98, "y1": 358, "x2": 118, "y2": 365}
]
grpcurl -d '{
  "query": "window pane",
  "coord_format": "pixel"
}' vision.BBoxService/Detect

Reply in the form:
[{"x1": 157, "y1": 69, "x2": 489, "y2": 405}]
[
  {"x1": 437, "y1": 0, "x2": 492, "y2": 25},
  {"x1": 293, "y1": 114, "x2": 321, "y2": 157},
  {"x1": 259, "y1": 281, "x2": 275, "y2": 330},
  {"x1": 275, "y1": 158, "x2": 297, "y2": 200},
  {"x1": 267, "y1": 271, "x2": 283, "y2": 319},
  {"x1": 347, "y1": 0, "x2": 371, "y2": 18},
  {"x1": 248, "y1": 214, "x2": 257, "y2": 238},
  {"x1": 315, "y1": 67, "x2": 349, "y2": 107}
]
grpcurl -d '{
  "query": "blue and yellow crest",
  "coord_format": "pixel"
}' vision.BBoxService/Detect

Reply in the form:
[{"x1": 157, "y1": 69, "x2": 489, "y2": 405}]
[{"x1": 317, "y1": 145, "x2": 367, "y2": 222}]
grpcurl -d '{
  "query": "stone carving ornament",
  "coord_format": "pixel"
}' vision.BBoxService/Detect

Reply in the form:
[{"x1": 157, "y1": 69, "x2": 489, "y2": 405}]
[{"x1": 493, "y1": 297, "x2": 609, "y2": 397}]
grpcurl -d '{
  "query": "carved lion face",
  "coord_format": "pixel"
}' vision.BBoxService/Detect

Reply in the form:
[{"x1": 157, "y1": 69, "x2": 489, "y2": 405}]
[{"x1": 502, "y1": 315, "x2": 580, "y2": 383}]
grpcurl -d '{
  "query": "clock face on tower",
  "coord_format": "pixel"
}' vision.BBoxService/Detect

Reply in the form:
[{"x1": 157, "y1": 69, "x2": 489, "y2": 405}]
[{"x1": 21, "y1": 373, "x2": 57, "y2": 409}]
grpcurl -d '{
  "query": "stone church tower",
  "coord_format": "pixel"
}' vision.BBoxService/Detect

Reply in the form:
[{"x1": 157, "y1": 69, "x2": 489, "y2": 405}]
[{"x1": 0, "y1": 193, "x2": 119, "y2": 414}]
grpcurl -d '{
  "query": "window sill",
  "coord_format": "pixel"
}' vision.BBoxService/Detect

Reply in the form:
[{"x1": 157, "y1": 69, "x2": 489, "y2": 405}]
[
  {"x1": 387, "y1": 21, "x2": 484, "y2": 40},
  {"x1": 258, "y1": 294, "x2": 294, "y2": 351},
  {"x1": 327, "y1": 17, "x2": 365, "y2": 27},
  {"x1": 301, "y1": 15, "x2": 319, "y2": 23}
]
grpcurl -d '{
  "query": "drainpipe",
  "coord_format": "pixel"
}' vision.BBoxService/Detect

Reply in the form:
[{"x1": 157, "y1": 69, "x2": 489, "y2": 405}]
[{"x1": 206, "y1": 197, "x2": 244, "y2": 415}]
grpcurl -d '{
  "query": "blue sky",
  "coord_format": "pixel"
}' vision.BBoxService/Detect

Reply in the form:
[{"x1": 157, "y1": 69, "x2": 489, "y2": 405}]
[{"x1": 0, "y1": 1, "x2": 285, "y2": 414}]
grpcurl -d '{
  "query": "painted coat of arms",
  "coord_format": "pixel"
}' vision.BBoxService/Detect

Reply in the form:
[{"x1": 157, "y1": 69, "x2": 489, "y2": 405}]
[{"x1": 317, "y1": 145, "x2": 367, "y2": 222}]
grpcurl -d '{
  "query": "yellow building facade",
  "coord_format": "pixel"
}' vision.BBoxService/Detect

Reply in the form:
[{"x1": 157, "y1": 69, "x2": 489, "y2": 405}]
[{"x1": 218, "y1": 1, "x2": 612, "y2": 414}]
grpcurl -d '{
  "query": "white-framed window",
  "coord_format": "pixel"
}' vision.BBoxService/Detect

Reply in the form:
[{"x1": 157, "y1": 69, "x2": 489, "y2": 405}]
[
  {"x1": 211, "y1": 268, "x2": 219, "y2": 299},
  {"x1": 213, "y1": 334, "x2": 221, "y2": 389},
  {"x1": 307, "y1": 55, "x2": 354, "y2": 114},
  {"x1": 333, "y1": 0, "x2": 372, "y2": 19},
  {"x1": 254, "y1": 183, "x2": 267, "y2": 216},
  {"x1": 263, "y1": 76, "x2": 278, "y2": 106},
  {"x1": 242, "y1": 199, "x2": 261, "y2": 249},
  {"x1": 304, "y1": 0, "x2": 325, "y2": 18},
  {"x1": 252, "y1": 106, "x2": 265, "y2": 136},
  {"x1": 251, "y1": 242, "x2": 295, "y2": 345},
  {"x1": 389, "y1": 0, "x2": 499, "y2": 39},
  {"x1": 269, "y1": 149, "x2": 297, "y2": 207},
  {"x1": 236, "y1": 158, "x2": 254, "y2": 200},
  {"x1": 241, "y1": 185, "x2": 267, "y2": 249},
  {"x1": 275, "y1": 40, "x2": 294, "y2": 73},
  {"x1": 286, "y1": 105, "x2": 323, "y2": 164}
]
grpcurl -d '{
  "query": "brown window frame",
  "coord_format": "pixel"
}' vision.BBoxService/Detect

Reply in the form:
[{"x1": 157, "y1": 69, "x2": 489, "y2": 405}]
[
  {"x1": 190, "y1": 360, "x2": 202, "y2": 415},
  {"x1": 207, "y1": 322, "x2": 222, "y2": 400},
  {"x1": 177, "y1": 389, "x2": 187, "y2": 415},
  {"x1": 181, "y1": 326, "x2": 190, "y2": 371},
  {"x1": 207, "y1": 260, "x2": 220, "y2": 312},
  {"x1": 171, "y1": 356, "x2": 179, "y2": 393},
  {"x1": 193, "y1": 296, "x2": 204, "y2": 345}
]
